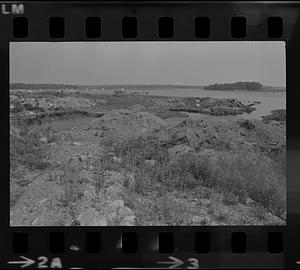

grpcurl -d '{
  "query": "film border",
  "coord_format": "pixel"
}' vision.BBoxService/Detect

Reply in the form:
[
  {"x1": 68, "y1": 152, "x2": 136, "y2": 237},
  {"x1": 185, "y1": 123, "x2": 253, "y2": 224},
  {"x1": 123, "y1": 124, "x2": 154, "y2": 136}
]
[{"x1": 0, "y1": 1, "x2": 299, "y2": 269}]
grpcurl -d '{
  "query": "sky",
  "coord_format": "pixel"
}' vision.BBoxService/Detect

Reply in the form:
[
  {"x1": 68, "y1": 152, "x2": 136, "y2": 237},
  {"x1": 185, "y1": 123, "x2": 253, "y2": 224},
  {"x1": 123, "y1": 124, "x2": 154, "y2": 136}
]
[{"x1": 10, "y1": 41, "x2": 286, "y2": 87}]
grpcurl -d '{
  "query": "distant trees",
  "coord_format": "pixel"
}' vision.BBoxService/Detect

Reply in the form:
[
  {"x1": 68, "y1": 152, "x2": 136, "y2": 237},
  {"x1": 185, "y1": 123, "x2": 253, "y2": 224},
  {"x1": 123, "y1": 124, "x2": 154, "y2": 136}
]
[
  {"x1": 10, "y1": 83, "x2": 80, "y2": 90},
  {"x1": 204, "y1": 82, "x2": 263, "y2": 91}
]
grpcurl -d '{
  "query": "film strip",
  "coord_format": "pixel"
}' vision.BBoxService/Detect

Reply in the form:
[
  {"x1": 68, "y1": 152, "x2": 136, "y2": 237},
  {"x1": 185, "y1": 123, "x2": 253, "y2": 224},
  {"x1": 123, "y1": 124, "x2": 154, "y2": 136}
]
[{"x1": 1, "y1": 1, "x2": 300, "y2": 269}]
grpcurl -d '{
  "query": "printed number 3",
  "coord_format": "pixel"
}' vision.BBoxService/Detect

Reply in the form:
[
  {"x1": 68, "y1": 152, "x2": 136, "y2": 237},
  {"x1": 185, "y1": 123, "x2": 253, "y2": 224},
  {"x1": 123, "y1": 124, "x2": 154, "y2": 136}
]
[{"x1": 187, "y1": 258, "x2": 199, "y2": 269}]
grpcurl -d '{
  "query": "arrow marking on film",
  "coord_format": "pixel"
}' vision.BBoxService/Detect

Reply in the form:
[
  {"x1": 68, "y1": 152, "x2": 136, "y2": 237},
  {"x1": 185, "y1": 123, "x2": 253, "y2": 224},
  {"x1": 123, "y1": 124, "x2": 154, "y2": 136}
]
[
  {"x1": 8, "y1": 256, "x2": 35, "y2": 268},
  {"x1": 157, "y1": 256, "x2": 184, "y2": 269}
]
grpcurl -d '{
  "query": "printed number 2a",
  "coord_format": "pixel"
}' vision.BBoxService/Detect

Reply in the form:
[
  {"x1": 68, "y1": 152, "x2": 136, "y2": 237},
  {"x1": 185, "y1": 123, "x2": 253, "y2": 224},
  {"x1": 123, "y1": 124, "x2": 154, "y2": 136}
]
[{"x1": 37, "y1": 257, "x2": 62, "y2": 269}]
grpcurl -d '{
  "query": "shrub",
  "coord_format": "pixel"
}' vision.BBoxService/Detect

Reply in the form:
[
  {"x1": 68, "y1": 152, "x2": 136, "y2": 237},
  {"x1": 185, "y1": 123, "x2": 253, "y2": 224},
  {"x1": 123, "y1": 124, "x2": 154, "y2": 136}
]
[
  {"x1": 42, "y1": 124, "x2": 57, "y2": 143},
  {"x1": 207, "y1": 152, "x2": 286, "y2": 218},
  {"x1": 194, "y1": 185, "x2": 213, "y2": 199},
  {"x1": 165, "y1": 153, "x2": 212, "y2": 190},
  {"x1": 207, "y1": 193, "x2": 223, "y2": 216},
  {"x1": 24, "y1": 103, "x2": 34, "y2": 111},
  {"x1": 57, "y1": 161, "x2": 82, "y2": 221},
  {"x1": 10, "y1": 122, "x2": 49, "y2": 171},
  {"x1": 122, "y1": 191, "x2": 136, "y2": 209},
  {"x1": 133, "y1": 196, "x2": 194, "y2": 226},
  {"x1": 250, "y1": 206, "x2": 266, "y2": 220},
  {"x1": 222, "y1": 192, "x2": 239, "y2": 206},
  {"x1": 10, "y1": 182, "x2": 24, "y2": 208}
]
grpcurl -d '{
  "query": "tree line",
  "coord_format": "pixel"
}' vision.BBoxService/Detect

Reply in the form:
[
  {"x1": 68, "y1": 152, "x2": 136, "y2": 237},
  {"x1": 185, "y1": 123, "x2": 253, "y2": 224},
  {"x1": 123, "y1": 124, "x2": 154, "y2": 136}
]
[{"x1": 204, "y1": 82, "x2": 263, "y2": 91}]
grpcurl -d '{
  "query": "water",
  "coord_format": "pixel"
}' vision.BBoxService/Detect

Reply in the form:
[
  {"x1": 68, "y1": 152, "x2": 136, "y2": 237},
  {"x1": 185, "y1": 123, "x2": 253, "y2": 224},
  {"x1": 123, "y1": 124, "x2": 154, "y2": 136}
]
[
  {"x1": 37, "y1": 88, "x2": 286, "y2": 131},
  {"x1": 117, "y1": 88, "x2": 286, "y2": 120},
  {"x1": 38, "y1": 116, "x2": 97, "y2": 132}
]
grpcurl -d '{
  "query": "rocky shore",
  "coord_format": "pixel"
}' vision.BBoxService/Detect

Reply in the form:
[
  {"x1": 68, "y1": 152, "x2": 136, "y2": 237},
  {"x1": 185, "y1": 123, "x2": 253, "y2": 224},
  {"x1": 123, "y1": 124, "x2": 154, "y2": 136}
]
[{"x1": 10, "y1": 90, "x2": 286, "y2": 226}]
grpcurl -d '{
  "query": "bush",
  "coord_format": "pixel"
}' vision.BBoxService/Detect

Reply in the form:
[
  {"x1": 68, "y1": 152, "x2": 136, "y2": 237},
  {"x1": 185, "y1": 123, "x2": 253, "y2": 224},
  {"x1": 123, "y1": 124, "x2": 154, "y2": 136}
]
[
  {"x1": 10, "y1": 182, "x2": 24, "y2": 208},
  {"x1": 97, "y1": 135, "x2": 286, "y2": 219},
  {"x1": 222, "y1": 192, "x2": 239, "y2": 206},
  {"x1": 10, "y1": 122, "x2": 49, "y2": 171},
  {"x1": 207, "y1": 152, "x2": 286, "y2": 218},
  {"x1": 250, "y1": 206, "x2": 266, "y2": 220},
  {"x1": 164, "y1": 153, "x2": 212, "y2": 190},
  {"x1": 194, "y1": 185, "x2": 213, "y2": 199},
  {"x1": 24, "y1": 103, "x2": 34, "y2": 111},
  {"x1": 57, "y1": 161, "x2": 82, "y2": 221},
  {"x1": 133, "y1": 196, "x2": 194, "y2": 226}
]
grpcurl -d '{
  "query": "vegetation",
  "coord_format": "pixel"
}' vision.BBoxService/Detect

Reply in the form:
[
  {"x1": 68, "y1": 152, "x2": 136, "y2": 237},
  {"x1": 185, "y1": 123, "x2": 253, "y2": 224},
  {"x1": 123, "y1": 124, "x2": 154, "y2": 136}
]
[
  {"x1": 204, "y1": 81, "x2": 263, "y2": 91},
  {"x1": 96, "y1": 135, "x2": 286, "y2": 220},
  {"x1": 10, "y1": 89, "x2": 286, "y2": 226}
]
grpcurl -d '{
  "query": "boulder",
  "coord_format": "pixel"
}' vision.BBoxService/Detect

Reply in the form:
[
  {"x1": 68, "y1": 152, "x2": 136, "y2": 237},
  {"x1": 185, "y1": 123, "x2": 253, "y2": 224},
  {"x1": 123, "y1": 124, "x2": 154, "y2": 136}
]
[
  {"x1": 120, "y1": 215, "x2": 136, "y2": 226},
  {"x1": 77, "y1": 154, "x2": 88, "y2": 162},
  {"x1": 191, "y1": 215, "x2": 210, "y2": 225},
  {"x1": 77, "y1": 208, "x2": 107, "y2": 226},
  {"x1": 192, "y1": 216, "x2": 202, "y2": 224},
  {"x1": 39, "y1": 137, "x2": 48, "y2": 143},
  {"x1": 83, "y1": 186, "x2": 97, "y2": 200},
  {"x1": 239, "y1": 119, "x2": 255, "y2": 130},
  {"x1": 73, "y1": 142, "x2": 82, "y2": 146},
  {"x1": 130, "y1": 104, "x2": 145, "y2": 111},
  {"x1": 104, "y1": 184, "x2": 125, "y2": 200},
  {"x1": 246, "y1": 197, "x2": 255, "y2": 206},
  {"x1": 168, "y1": 144, "x2": 193, "y2": 159},
  {"x1": 87, "y1": 109, "x2": 167, "y2": 138},
  {"x1": 103, "y1": 171, "x2": 125, "y2": 187},
  {"x1": 145, "y1": 159, "x2": 156, "y2": 166},
  {"x1": 107, "y1": 199, "x2": 125, "y2": 210}
]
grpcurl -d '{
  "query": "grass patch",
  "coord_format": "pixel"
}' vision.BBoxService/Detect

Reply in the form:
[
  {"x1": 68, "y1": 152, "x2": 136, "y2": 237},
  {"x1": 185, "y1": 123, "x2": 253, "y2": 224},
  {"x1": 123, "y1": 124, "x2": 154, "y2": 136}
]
[{"x1": 97, "y1": 135, "x2": 285, "y2": 220}]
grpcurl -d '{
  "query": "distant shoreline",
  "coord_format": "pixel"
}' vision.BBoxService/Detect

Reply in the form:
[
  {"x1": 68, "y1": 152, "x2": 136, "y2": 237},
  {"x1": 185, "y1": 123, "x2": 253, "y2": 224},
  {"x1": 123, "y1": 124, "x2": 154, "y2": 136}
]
[{"x1": 10, "y1": 83, "x2": 286, "y2": 92}]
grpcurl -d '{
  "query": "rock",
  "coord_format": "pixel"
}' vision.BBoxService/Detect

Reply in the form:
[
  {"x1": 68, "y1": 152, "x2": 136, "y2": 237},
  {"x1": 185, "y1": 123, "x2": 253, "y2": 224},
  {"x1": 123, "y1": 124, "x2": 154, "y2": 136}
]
[
  {"x1": 37, "y1": 198, "x2": 49, "y2": 206},
  {"x1": 246, "y1": 197, "x2": 255, "y2": 205},
  {"x1": 130, "y1": 104, "x2": 145, "y2": 111},
  {"x1": 87, "y1": 109, "x2": 167, "y2": 138},
  {"x1": 107, "y1": 199, "x2": 125, "y2": 210},
  {"x1": 123, "y1": 172, "x2": 135, "y2": 191},
  {"x1": 31, "y1": 217, "x2": 39, "y2": 225},
  {"x1": 239, "y1": 119, "x2": 255, "y2": 130},
  {"x1": 79, "y1": 170, "x2": 92, "y2": 181},
  {"x1": 240, "y1": 130, "x2": 246, "y2": 136},
  {"x1": 39, "y1": 137, "x2": 48, "y2": 143},
  {"x1": 192, "y1": 216, "x2": 202, "y2": 224},
  {"x1": 269, "y1": 120, "x2": 280, "y2": 126},
  {"x1": 103, "y1": 171, "x2": 125, "y2": 187},
  {"x1": 145, "y1": 159, "x2": 156, "y2": 166},
  {"x1": 83, "y1": 186, "x2": 96, "y2": 199},
  {"x1": 122, "y1": 206, "x2": 135, "y2": 217},
  {"x1": 73, "y1": 142, "x2": 82, "y2": 146},
  {"x1": 168, "y1": 144, "x2": 193, "y2": 159},
  {"x1": 107, "y1": 212, "x2": 117, "y2": 224},
  {"x1": 112, "y1": 156, "x2": 122, "y2": 163},
  {"x1": 104, "y1": 184, "x2": 125, "y2": 200},
  {"x1": 192, "y1": 215, "x2": 210, "y2": 225},
  {"x1": 77, "y1": 154, "x2": 88, "y2": 162},
  {"x1": 120, "y1": 215, "x2": 136, "y2": 226},
  {"x1": 77, "y1": 208, "x2": 107, "y2": 226}
]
